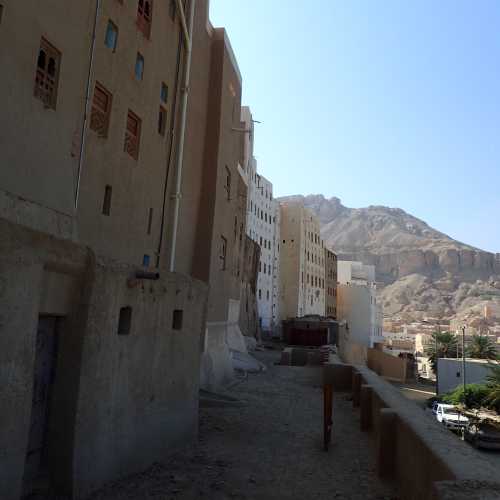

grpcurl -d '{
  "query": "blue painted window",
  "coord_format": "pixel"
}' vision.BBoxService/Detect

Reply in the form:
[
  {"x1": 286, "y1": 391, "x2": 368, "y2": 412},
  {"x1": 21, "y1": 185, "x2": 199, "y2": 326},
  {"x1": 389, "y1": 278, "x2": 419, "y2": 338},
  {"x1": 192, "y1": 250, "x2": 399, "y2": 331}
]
[
  {"x1": 135, "y1": 53, "x2": 144, "y2": 80},
  {"x1": 104, "y1": 21, "x2": 118, "y2": 51}
]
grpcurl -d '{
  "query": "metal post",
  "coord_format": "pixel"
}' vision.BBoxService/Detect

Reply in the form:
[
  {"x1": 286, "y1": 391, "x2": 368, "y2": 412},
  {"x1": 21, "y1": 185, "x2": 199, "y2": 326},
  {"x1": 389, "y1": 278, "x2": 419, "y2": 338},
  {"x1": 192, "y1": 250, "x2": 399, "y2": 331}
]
[
  {"x1": 462, "y1": 325, "x2": 467, "y2": 406},
  {"x1": 323, "y1": 383, "x2": 333, "y2": 451}
]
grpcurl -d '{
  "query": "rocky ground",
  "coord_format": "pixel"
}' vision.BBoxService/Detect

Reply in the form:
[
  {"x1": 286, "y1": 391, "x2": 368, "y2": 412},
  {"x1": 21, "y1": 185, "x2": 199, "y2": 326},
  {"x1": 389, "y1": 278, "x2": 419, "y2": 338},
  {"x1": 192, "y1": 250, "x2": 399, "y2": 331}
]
[{"x1": 88, "y1": 349, "x2": 398, "y2": 500}]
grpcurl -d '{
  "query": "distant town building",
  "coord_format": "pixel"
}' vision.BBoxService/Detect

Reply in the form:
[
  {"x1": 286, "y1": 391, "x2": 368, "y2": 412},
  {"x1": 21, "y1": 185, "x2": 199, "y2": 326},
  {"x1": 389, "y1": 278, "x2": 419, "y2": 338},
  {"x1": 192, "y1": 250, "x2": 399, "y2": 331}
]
[
  {"x1": 279, "y1": 201, "x2": 325, "y2": 318},
  {"x1": 337, "y1": 261, "x2": 383, "y2": 347},
  {"x1": 325, "y1": 247, "x2": 338, "y2": 318}
]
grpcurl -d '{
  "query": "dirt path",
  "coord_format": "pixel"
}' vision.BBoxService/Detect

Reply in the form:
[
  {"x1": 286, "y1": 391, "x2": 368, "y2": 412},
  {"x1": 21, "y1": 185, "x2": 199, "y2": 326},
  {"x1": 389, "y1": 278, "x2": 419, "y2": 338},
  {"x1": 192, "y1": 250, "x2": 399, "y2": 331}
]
[{"x1": 89, "y1": 349, "x2": 398, "y2": 500}]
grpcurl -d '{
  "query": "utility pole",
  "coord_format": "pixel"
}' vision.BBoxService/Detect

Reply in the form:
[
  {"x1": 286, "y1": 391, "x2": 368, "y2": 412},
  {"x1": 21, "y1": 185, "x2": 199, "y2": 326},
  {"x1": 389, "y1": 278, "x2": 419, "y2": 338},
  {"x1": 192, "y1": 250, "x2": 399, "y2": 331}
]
[{"x1": 462, "y1": 325, "x2": 467, "y2": 407}]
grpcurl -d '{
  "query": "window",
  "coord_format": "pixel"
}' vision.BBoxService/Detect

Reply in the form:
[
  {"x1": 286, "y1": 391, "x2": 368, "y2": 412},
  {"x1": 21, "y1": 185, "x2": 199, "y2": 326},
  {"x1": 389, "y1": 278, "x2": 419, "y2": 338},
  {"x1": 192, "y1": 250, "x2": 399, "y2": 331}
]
[
  {"x1": 137, "y1": 0, "x2": 152, "y2": 38},
  {"x1": 143, "y1": 254, "x2": 150, "y2": 267},
  {"x1": 266, "y1": 290, "x2": 270, "y2": 300},
  {"x1": 172, "y1": 309, "x2": 183, "y2": 330},
  {"x1": 0, "y1": 4, "x2": 4, "y2": 23},
  {"x1": 263, "y1": 263, "x2": 266, "y2": 274},
  {"x1": 259, "y1": 236, "x2": 263, "y2": 246},
  {"x1": 102, "y1": 185, "x2": 112, "y2": 215},
  {"x1": 117, "y1": 307, "x2": 132, "y2": 335},
  {"x1": 259, "y1": 289, "x2": 262, "y2": 300},
  {"x1": 104, "y1": 20, "x2": 118, "y2": 51},
  {"x1": 90, "y1": 82, "x2": 112, "y2": 137},
  {"x1": 158, "y1": 106, "x2": 167, "y2": 135},
  {"x1": 225, "y1": 166, "x2": 231, "y2": 200},
  {"x1": 219, "y1": 236, "x2": 227, "y2": 270},
  {"x1": 34, "y1": 38, "x2": 61, "y2": 109},
  {"x1": 135, "y1": 52, "x2": 144, "y2": 80},
  {"x1": 169, "y1": 0, "x2": 176, "y2": 20},
  {"x1": 160, "y1": 82, "x2": 168, "y2": 103},
  {"x1": 147, "y1": 207, "x2": 153, "y2": 234},
  {"x1": 124, "y1": 110, "x2": 141, "y2": 160}
]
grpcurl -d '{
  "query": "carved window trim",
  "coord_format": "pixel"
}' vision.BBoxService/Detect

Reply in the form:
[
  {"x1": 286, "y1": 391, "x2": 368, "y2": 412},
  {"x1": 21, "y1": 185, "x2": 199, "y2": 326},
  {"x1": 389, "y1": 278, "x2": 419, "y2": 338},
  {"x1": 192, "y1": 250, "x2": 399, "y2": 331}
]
[{"x1": 34, "y1": 38, "x2": 61, "y2": 110}]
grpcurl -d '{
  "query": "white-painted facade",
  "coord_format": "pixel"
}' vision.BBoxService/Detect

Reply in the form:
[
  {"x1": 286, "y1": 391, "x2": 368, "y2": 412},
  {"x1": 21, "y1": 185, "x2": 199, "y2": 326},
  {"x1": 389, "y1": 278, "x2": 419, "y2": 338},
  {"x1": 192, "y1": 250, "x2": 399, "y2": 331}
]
[
  {"x1": 241, "y1": 107, "x2": 280, "y2": 332},
  {"x1": 337, "y1": 261, "x2": 383, "y2": 347}
]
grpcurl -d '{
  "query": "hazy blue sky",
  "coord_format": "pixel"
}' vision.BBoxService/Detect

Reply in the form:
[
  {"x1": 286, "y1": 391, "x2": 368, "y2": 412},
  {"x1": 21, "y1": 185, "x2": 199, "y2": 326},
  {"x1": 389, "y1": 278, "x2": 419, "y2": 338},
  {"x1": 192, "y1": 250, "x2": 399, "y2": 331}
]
[{"x1": 209, "y1": 0, "x2": 500, "y2": 253}]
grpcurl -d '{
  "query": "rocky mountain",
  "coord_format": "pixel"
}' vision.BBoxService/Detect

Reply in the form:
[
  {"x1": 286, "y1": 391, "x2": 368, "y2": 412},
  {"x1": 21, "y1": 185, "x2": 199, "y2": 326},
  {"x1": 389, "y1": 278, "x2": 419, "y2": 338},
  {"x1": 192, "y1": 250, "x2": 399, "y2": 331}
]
[{"x1": 279, "y1": 194, "x2": 500, "y2": 326}]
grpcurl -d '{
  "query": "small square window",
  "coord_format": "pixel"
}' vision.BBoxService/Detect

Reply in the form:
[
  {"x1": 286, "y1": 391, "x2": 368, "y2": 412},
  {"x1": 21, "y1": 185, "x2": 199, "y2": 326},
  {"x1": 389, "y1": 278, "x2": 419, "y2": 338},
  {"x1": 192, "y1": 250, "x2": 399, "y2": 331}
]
[
  {"x1": 169, "y1": 0, "x2": 176, "y2": 20},
  {"x1": 224, "y1": 166, "x2": 231, "y2": 200},
  {"x1": 135, "y1": 52, "x2": 144, "y2": 80},
  {"x1": 219, "y1": 236, "x2": 227, "y2": 270},
  {"x1": 160, "y1": 82, "x2": 168, "y2": 103},
  {"x1": 104, "y1": 20, "x2": 118, "y2": 51},
  {"x1": 137, "y1": 0, "x2": 153, "y2": 38},
  {"x1": 158, "y1": 106, "x2": 167, "y2": 136},
  {"x1": 172, "y1": 309, "x2": 183, "y2": 330},
  {"x1": 102, "y1": 185, "x2": 112, "y2": 215},
  {"x1": 147, "y1": 207, "x2": 153, "y2": 234},
  {"x1": 118, "y1": 306, "x2": 132, "y2": 335}
]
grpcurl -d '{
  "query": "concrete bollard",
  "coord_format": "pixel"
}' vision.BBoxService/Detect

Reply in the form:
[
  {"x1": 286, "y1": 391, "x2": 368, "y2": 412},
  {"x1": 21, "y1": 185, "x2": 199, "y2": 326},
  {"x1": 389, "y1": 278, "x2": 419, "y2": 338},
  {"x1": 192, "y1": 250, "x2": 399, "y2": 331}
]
[
  {"x1": 352, "y1": 372, "x2": 362, "y2": 408},
  {"x1": 376, "y1": 408, "x2": 397, "y2": 479},
  {"x1": 360, "y1": 384, "x2": 373, "y2": 431}
]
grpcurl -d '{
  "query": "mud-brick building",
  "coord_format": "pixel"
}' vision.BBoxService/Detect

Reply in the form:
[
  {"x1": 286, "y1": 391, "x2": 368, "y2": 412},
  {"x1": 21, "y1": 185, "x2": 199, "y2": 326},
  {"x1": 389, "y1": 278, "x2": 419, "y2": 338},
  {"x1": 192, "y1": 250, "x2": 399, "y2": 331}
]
[
  {"x1": 191, "y1": 27, "x2": 250, "y2": 390},
  {"x1": 325, "y1": 247, "x2": 338, "y2": 318},
  {"x1": 0, "y1": 1, "x2": 247, "y2": 498}
]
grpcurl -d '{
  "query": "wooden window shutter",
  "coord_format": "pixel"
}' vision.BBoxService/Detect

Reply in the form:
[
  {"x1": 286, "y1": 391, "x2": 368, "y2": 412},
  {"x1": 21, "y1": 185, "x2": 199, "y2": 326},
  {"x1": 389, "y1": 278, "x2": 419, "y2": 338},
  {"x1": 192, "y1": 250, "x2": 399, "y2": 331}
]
[
  {"x1": 124, "y1": 110, "x2": 141, "y2": 160},
  {"x1": 90, "y1": 83, "x2": 112, "y2": 137}
]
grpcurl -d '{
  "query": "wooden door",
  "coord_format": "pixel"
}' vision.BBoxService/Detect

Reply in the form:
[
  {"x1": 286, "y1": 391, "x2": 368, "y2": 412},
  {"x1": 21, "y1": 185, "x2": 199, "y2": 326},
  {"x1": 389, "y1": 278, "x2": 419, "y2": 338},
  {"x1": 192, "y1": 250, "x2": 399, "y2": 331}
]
[{"x1": 23, "y1": 316, "x2": 59, "y2": 496}]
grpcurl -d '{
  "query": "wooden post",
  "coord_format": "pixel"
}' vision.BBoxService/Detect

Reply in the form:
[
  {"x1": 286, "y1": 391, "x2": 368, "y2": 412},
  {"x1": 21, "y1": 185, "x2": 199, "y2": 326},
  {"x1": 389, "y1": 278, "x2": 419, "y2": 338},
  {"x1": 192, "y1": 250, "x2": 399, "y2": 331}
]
[
  {"x1": 360, "y1": 384, "x2": 372, "y2": 431},
  {"x1": 323, "y1": 383, "x2": 333, "y2": 451},
  {"x1": 352, "y1": 372, "x2": 362, "y2": 408},
  {"x1": 377, "y1": 408, "x2": 397, "y2": 479}
]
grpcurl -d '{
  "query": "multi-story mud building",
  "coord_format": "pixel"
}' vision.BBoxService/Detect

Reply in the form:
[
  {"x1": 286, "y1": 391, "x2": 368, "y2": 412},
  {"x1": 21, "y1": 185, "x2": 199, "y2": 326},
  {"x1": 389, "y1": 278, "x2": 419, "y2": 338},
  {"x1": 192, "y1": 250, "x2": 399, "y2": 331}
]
[
  {"x1": 325, "y1": 247, "x2": 338, "y2": 318},
  {"x1": 0, "y1": 1, "x2": 248, "y2": 498},
  {"x1": 279, "y1": 201, "x2": 325, "y2": 319}
]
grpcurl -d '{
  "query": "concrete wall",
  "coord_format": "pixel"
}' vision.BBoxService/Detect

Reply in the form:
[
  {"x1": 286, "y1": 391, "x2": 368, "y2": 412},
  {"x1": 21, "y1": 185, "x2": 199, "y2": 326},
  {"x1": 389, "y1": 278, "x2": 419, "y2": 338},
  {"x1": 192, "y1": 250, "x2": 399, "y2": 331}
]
[
  {"x1": 437, "y1": 358, "x2": 493, "y2": 395},
  {"x1": 0, "y1": 218, "x2": 207, "y2": 500},
  {"x1": 367, "y1": 348, "x2": 409, "y2": 382},
  {"x1": 343, "y1": 363, "x2": 500, "y2": 499}
]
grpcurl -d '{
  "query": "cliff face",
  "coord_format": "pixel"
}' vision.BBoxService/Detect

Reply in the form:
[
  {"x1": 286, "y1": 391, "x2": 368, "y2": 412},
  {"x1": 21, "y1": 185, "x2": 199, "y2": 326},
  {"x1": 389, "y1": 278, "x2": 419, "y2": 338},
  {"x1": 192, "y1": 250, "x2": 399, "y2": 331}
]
[{"x1": 279, "y1": 194, "x2": 500, "y2": 323}]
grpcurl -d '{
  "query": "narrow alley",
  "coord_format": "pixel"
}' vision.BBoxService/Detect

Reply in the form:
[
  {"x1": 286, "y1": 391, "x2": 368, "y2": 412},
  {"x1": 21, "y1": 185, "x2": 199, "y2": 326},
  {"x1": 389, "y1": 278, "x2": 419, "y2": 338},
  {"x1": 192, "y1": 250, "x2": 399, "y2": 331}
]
[{"x1": 89, "y1": 348, "x2": 397, "y2": 500}]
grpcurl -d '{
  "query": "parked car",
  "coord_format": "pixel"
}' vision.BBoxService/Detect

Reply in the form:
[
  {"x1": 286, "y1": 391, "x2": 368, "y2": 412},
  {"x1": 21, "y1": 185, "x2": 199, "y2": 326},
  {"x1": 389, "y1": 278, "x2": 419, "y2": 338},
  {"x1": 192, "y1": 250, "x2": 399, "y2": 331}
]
[
  {"x1": 464, "y1": 422, "x2": 500, "y2": 450},
  {"x1": 434, "y1": 403, "x2": 469, "y2": 430}
]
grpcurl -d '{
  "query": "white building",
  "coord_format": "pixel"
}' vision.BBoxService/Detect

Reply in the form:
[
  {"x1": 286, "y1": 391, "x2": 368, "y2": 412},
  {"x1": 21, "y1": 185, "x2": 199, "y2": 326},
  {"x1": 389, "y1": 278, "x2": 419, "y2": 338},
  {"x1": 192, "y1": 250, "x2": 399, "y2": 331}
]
[
  {"x1": 241, "y1": 107, "x2": 280, "y2": 333},
  {"x1": 437, "y1": 358, "x2": 493, "y2": 395},
  {"x1": 337, "y1": 261, "x2": 383, "y2": 348}
]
